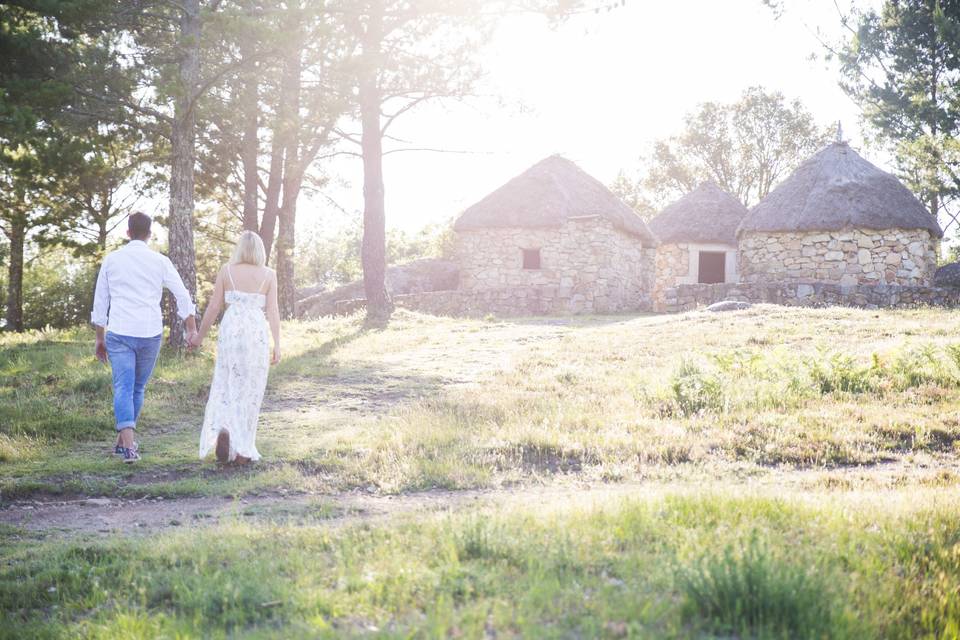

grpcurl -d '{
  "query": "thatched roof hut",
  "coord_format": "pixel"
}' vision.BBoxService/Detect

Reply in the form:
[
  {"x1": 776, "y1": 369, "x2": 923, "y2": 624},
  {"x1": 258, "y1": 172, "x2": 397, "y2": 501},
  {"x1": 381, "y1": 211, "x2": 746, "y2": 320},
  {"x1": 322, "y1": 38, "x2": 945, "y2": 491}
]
[
  {"x1": 738, "y1": 142, "x2": 943, "y2": 238},
  {"x1": 453, "y1": 155, "x2": 656, "y2": 244},
  {"x1": 649, "y1": 182, "x2": 747, "y2": 245}
]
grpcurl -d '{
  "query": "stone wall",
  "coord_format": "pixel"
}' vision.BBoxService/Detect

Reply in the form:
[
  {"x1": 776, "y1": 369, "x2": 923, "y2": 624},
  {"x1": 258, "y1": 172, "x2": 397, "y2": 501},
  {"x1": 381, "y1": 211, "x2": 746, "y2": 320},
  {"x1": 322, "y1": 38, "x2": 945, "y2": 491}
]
[
  {"x1": 455, "y1": 216, "x2": 654, "y2": 313},
  {"x1": 661, "y1": 281, "x2": 960, "y2": 313},
  {"x1": 739, "y1": 228, "x2": 939, "y2": 287},
  {"x1": 652, "y1": 242, "x2": 739, "y2": 310},
  {"x1": 334, "y1": 287, "x2": 650, "y2": 318},
  {"x1": 652, "y1": 243, "x2": 689, "y2": 309}
]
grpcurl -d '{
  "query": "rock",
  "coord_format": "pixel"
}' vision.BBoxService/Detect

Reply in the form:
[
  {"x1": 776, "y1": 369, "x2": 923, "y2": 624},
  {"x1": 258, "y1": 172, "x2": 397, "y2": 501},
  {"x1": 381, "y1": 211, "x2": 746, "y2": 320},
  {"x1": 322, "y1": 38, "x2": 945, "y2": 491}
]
[
  {"x1": 705, "y1": 300, "x2": 752, "y2": 312},
  {"x1": 933, "y1": 263, "x2": 960, "y2": 288},
  {"x1": 85, "y1": 498, "x2": 112, "y2": 506},
  {"x1": 297, "y1": 258, "x2": 460, "y2": 317},
  {"x1": 296, "y1": 284, "x2": 326, "y2": 300},
  {"x1": 796, "y1": 284, "x2": 814, "y2": 298}
]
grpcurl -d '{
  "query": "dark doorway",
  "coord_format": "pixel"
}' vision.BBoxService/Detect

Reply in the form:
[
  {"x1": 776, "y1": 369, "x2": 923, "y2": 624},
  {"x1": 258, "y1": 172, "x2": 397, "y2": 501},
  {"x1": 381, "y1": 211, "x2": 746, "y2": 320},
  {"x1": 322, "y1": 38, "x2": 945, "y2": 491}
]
[{"x1": 698, "y1": 251, "x2": 726, "y2": 284}]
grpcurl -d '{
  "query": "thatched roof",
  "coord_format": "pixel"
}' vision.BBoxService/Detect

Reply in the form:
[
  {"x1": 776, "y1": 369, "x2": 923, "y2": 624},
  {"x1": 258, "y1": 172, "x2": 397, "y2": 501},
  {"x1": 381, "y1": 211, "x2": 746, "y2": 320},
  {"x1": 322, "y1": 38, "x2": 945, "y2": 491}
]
[
  {"x1": 738, "y1": 142, "x2": 943, "y2": 238},
  {"x1": 649, "y1": 182, "x2": 747, "y2": 245},
  {"x1": 453, "y1": 155, "x2": 656, "y2": 244}
]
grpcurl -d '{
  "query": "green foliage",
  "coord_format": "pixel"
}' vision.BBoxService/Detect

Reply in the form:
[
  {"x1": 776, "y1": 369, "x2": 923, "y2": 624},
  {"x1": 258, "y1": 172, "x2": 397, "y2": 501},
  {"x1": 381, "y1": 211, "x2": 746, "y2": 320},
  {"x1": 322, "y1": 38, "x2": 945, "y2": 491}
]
[
  {"x1": 296, "y1": 219, "x2": 455, "y2": 289},
  {"x1": 0, "y1": 324, "x2": 213, "y2": 447},
  {"x1": 680, "y1": 533, "x2": 846, "y2": 639},
  {"x1": 837, "y1": 1, "x2": 960, "y2": 230},
  {"x1": 807, "y1": 351, "x2": 877, "y2": 394},
  {"x1": 669, "y1": 359, "x2": 725, "y2": 416},
  {"x1": 608, "y1": 169, "x2": 657, "y2": 219},
  {"x1": 616, "y1": 86, "x2": 831, "y2": 209},
  {"x1": 889, "y1": 344, "x2": 952, "y2": 390},
  {"x1": 662, "y1": 340, "x2": 960, "y2": 422},
  {"x1": 21, "y1": 247, "x2": 97, "y2": 330},
  {"x1": 3, "y1": 492, "x2": 959, "y2": 637}
]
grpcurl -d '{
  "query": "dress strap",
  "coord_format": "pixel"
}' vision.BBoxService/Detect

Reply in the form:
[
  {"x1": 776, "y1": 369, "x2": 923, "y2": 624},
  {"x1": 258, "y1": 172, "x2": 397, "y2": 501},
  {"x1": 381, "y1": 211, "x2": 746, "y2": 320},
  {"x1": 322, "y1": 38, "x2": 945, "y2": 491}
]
[
  {"x1": 226, "y1": 265, "x2": 236, "y2": 291},
  {"x1": 258, "y1": 270, "x2": 271, "y2": 293}
]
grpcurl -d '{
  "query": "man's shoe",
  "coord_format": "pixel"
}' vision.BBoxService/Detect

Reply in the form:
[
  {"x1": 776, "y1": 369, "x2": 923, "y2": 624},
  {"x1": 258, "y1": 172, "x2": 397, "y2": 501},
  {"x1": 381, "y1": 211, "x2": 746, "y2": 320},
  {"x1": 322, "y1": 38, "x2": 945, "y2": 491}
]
[
  {"x1": 215, "y1": 429, "x2": 230, "y2": 464},
  {"x1": 114, "y1": 442, "x2": 139, "y2": 456},
  {"x1": 121, "y1": 447, "x2": 141, "y2": 464}
]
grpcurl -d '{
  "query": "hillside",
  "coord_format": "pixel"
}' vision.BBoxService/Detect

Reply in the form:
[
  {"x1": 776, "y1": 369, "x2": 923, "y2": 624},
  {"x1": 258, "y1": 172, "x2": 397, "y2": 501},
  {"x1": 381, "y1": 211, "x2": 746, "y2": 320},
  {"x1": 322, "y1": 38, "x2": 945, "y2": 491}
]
[{"x1": 1, "y1": 307, "x2": 959, "y2": 637}]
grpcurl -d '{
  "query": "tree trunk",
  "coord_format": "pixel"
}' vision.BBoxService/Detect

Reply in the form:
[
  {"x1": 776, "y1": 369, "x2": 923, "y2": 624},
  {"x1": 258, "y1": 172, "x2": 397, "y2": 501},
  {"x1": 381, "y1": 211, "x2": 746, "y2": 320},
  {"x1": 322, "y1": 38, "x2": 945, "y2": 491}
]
[
  {"x1": 259, "y1": 138, "x2": 283, "y2": 262},
  {"x1": 277, "y1": 189, "x2": 299, "y2": 319},
  {"x1": 166, "y1": 0, "x2": 201, "y2": 349},
  {"x1": 97, "y1": 220, "x2": 108, "y2": 251},
  {"x1": 276, "y1": 30, "x2": 302, "y2": 320},
  {"x1": 359, "y1": 0, "x2": 392, "y2": 324},
  {"x1": 5, "y1": 218, "x2": 25, "y2": 332},
  {"x1": 96, "y1": 197, "x2": 109, "y2": 251},
  {"x1": 240, "y1": 32, "x2": 260, "y2": 232}
]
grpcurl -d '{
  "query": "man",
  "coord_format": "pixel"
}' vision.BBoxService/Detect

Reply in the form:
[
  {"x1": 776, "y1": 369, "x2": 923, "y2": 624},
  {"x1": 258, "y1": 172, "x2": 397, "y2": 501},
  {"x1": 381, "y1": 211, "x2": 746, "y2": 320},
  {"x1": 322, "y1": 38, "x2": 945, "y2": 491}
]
[{"x1": 91, "y1": 212, "x2": 198, "y2": 463}]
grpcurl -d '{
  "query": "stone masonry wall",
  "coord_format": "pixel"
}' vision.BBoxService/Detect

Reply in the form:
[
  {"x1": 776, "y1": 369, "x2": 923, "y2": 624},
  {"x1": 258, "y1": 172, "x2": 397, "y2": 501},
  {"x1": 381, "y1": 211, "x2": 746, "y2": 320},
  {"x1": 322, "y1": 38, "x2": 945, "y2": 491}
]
[
  {"x1": 334, "y1": 288, "x2": 640, "y2": 318},
  {"x1": 739, "y1": 228, "x2": 939, "y2": 286},
  {"x1": 652, "y1": 243, "x2": 689, "y2": 309},
  {"x1": 661, "y1": 281, "x2": 960, "y2": 313},
  {"x1": 454, "y1": 216, "x2": 654, "y2": 314}
]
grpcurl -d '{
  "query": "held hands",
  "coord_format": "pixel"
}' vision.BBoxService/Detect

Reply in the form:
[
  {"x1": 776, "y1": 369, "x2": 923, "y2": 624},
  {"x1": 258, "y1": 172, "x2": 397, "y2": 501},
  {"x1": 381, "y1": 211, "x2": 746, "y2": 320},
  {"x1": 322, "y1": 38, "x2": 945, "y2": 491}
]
[{"x1": 186, "y1": 330, "x2": 202, "y2": 351}]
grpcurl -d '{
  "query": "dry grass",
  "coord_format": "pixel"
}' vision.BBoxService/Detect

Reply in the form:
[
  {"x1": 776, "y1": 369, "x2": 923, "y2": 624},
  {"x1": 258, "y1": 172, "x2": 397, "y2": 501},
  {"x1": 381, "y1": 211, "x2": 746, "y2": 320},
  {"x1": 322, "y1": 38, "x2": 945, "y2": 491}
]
[{"x1": 3, "y1": 306, "x2": 960, "y2": 498}]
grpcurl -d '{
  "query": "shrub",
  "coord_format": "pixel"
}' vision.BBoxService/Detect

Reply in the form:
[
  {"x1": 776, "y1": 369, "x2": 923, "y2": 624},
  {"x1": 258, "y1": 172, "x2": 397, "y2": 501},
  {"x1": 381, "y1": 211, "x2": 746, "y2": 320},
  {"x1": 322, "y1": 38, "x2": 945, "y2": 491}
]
[
  {"x1": 679, "y1": 533, "x2": 846, "y2": 639},
  {"x1": 945, "y1": 343, "x2": 960, "y2": 376},
  {"x1": 889, "y1": 344, "x2": 952, "y2": 390},
  {"x1": 807, "y1": 352, "x2": 876, "y2": 395},
  {"x1": 669, "y1": 360, "x2": 725, "y2": 416}
]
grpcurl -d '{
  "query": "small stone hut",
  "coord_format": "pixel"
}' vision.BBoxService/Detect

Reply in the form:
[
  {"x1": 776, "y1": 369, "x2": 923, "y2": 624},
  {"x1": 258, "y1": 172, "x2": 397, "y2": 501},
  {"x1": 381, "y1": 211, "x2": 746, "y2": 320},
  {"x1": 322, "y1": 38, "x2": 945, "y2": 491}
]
[
  {"x1": 649, "y1": 182, "x2": 747, "y2": 308},
  {"x1": 453, "y1": 155, "x2": 657, "y2": 313},
  {"x1": 738, "y1": 142, "x2": 943, "y2": 286}
]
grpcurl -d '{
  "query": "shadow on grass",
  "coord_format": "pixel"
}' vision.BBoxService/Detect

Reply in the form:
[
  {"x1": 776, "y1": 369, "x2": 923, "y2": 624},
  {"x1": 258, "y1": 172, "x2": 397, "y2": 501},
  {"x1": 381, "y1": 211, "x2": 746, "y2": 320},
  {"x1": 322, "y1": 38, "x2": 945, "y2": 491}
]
[
  {"x1": 1, "y1": 325, "x2": 458, "y2": 501},
  {"x1": 481, "y1": 311, "x2": 657, "y2": 329}
]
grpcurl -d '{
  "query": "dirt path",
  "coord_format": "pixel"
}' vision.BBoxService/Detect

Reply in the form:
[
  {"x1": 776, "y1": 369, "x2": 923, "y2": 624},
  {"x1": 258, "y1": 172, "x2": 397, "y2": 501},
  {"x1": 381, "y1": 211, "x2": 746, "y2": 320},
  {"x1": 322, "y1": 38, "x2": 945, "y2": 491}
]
[
  {"x1": 4, "y1": 455, "x2": 958, "y2": 540},
  {"x1": 5, "y1": 315, "x2": 958, "y2": 541},
  {"x1": 0, "y1": 482, "x2": 648, "y2": 538}
]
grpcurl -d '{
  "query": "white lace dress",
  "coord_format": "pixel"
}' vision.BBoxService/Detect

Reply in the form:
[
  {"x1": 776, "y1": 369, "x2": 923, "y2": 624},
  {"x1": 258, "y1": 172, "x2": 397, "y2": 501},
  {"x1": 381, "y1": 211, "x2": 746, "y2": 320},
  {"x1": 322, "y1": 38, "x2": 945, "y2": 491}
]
[{"x1": 198, "y1": 283, "x2": 271, "y2": 462}]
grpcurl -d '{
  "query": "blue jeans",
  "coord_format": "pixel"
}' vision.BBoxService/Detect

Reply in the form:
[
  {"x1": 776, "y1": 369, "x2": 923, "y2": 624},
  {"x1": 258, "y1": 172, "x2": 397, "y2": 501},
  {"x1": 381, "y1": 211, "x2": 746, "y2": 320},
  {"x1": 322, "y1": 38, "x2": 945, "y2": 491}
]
[{"x1": 106, "y1": 332, "x2": 162, "y2": 432}]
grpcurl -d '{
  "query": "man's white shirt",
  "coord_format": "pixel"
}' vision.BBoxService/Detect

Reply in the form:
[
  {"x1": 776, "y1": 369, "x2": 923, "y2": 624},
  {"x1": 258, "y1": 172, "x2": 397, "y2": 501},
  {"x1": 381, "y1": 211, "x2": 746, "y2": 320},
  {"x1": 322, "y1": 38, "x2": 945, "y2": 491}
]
[{"x1": 91, "y1": 240, "x2": 196, "y2": 338}]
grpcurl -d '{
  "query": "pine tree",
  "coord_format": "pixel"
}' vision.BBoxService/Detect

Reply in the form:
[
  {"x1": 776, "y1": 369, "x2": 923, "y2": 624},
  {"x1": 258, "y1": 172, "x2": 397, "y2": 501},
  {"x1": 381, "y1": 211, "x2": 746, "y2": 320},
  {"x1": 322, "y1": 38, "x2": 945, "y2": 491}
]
[{"x1": 837, "y1": 0, "x2": 960, "y2": 233}]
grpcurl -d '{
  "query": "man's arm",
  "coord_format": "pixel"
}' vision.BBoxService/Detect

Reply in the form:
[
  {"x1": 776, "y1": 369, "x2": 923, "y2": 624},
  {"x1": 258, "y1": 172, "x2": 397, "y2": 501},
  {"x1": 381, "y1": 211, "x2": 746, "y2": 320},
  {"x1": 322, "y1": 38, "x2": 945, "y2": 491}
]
[
  {"x1": 161, "y1": 257, "x2": 198, "y2": 339},
  {"x1": 91, "y1": 261, "x2": 110, "y2": 362}
]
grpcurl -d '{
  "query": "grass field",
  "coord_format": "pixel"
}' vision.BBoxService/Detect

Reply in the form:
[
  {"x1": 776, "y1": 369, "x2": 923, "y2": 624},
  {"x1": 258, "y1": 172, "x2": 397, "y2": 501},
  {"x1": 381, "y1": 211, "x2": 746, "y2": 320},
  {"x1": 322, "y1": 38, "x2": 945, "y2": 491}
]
[{"x1": 2, "y1": 306, "x2": 959, "y2": 638}]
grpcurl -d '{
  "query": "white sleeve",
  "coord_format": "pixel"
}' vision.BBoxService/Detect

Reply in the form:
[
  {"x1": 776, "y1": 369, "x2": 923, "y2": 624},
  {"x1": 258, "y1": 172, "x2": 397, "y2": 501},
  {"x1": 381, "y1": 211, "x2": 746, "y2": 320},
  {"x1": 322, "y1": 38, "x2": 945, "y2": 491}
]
[
  {"x1": 162, "y1": 256, "x2": 197, "y2": 319},
  {"x1": 91, "y1": 258, "x2": 110, "y2": 327}
]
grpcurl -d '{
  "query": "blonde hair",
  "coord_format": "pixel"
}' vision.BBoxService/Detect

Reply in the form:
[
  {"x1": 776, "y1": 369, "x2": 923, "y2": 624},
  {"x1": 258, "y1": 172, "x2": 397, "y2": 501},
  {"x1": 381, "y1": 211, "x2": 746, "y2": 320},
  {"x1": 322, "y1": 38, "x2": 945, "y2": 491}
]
[{"x1": 230, "y1": 230, "x2": 266, "y2": 267}]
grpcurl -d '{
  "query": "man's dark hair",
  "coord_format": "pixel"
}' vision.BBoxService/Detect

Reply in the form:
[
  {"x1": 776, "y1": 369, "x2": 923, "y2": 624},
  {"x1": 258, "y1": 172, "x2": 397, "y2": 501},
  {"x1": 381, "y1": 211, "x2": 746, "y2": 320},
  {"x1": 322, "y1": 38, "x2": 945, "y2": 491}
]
[{"x1": 128, "y1": 212, "x2": 152, "y2": 240}]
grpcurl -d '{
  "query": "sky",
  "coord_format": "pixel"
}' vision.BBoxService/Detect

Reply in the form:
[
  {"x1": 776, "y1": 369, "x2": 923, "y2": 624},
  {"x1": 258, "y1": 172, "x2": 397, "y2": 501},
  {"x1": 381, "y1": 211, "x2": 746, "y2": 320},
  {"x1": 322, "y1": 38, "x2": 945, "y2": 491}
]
[{"x1": 312, "y1": 0, "x2": 878, "y2": 236}]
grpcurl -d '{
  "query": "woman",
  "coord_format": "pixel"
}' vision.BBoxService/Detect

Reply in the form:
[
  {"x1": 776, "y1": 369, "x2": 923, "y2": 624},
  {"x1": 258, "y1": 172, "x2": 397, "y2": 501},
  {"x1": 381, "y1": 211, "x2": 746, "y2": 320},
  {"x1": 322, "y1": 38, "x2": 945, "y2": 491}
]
[{"x1": 191, "y1": 230, "x2": 281, "y2": 464}]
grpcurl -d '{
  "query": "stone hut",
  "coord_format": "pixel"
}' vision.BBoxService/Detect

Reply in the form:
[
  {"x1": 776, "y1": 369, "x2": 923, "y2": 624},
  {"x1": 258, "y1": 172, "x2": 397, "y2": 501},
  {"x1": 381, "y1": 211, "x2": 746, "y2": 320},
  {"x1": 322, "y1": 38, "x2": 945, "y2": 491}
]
[
  {"x1": 453, "y1": 155, "x2": 657, "y2": 313},
  {"x1": 737, "y1": 142, "x2": 943, "y2": 286},
  {"x1": 649, "y1": 182, "x2": 747, "y2": 308}
]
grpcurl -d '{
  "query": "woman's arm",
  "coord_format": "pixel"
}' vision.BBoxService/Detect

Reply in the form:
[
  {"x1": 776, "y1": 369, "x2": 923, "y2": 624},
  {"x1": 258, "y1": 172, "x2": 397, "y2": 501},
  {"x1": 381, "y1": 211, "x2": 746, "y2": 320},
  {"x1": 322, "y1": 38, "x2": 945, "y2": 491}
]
[
  {"x1": 266, "y1": 269, "x2": 281, "y2": 364},
  {"x1": 192, "y1": 268, "x2": 226, "y2": 347}
]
